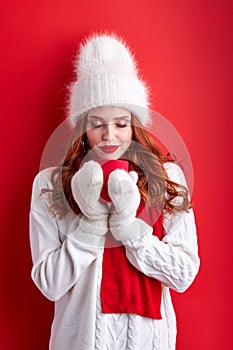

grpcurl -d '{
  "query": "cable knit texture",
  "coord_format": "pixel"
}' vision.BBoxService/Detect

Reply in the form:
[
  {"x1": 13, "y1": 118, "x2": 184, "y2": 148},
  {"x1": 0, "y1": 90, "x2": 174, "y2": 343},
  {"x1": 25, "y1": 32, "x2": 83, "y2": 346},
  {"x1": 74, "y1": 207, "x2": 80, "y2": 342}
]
[{"x1": 29, "y1": 162, "x2": 199, "y2": 349}]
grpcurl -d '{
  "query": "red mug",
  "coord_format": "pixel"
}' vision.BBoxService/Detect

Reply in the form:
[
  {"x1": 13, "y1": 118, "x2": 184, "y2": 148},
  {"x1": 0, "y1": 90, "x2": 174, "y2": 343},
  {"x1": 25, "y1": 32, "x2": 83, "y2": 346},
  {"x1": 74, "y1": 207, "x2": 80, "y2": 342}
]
[{"x1": 95, "y1": 159, "x2": 129, "y2": 202}]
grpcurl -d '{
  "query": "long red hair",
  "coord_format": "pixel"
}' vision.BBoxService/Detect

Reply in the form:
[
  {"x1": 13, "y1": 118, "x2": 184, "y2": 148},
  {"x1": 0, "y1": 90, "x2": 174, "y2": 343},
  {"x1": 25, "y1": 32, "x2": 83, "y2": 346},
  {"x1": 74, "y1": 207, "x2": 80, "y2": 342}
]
[{"x1": 45, "y1": 114, "x2": 191, "y2": 219}]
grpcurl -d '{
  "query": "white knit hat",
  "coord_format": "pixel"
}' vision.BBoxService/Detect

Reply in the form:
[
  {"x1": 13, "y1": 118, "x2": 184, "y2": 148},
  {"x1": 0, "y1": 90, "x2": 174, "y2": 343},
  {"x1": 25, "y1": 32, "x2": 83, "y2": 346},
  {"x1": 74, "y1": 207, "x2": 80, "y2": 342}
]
[{"x1": 68, "y1": 33, "x2": 150, "y2": 126}]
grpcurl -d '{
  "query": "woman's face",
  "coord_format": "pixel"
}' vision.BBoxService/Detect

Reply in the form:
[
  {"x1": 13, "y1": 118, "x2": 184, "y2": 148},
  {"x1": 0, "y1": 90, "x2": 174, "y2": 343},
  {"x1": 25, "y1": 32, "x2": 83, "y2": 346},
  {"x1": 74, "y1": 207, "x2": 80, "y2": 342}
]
[{"x1": 86, "y1": 106, "x2": 133, "y2": 160}]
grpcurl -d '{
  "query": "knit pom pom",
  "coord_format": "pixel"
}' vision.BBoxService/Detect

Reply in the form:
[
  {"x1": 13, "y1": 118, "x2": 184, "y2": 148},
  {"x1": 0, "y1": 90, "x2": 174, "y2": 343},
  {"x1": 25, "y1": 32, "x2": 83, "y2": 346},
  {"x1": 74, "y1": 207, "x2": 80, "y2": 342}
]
[{"x1": 76, "y1": 33, "x2": 138, "y2": 78}]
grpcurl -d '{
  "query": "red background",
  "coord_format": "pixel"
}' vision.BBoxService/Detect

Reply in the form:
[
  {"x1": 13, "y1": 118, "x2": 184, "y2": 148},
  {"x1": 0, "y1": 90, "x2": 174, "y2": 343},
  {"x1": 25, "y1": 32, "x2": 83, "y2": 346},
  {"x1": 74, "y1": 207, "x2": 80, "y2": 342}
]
[{"x1": 1, "y1": 1, "x2": 233, "y2": 349}]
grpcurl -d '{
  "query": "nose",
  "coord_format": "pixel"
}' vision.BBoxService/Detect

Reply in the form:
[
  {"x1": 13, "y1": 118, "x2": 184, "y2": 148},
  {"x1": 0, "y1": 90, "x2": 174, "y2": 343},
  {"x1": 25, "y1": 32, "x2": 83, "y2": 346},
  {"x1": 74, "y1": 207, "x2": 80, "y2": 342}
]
[{"x1": 102, "y1": 123, "x2": 115, "y2": 141}]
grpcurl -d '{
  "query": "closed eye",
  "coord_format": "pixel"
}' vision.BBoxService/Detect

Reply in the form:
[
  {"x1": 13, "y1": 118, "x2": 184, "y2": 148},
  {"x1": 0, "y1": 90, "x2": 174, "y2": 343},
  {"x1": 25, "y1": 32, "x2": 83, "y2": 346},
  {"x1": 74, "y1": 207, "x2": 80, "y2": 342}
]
[
  {"x1": 88, "y1": 120, "x2": 103, "y2": 128},
  {"x1": 115, "y1": 121, "x2": 130, "y2": 128},
  {"x1": 87, "y1": 120, "x2": 131, "y2": 129}
]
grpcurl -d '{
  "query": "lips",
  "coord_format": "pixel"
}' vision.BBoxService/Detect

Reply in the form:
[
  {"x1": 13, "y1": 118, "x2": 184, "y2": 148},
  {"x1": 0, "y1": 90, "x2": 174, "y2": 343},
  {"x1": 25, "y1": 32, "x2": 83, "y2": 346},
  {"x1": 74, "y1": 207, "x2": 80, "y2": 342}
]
[{"x1": 99, "y1": 145, "x2": 120, "y2": 153}]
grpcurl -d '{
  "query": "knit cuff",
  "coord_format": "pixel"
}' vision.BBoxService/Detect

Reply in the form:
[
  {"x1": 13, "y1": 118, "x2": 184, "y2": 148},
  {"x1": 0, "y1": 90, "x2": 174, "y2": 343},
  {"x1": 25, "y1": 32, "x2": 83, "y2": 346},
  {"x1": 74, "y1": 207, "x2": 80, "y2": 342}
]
[
  {"x1": 109, "y1": 218, "x2": 152, "y2": 242},
  {"x1": 68, "y1": 217, "x2": 107, "y2": 249},
  {"x1": 79, "y1": 216, "x2": 108, "y2": 236}
]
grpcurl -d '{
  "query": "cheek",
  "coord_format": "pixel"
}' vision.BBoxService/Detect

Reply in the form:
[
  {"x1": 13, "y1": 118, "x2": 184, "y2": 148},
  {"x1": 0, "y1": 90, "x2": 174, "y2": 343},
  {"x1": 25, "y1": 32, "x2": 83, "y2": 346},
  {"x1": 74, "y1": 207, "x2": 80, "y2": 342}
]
[
  {"x1": 86, "y1": 130, "x2": 100, "y2": 148},
  {"x1": 123, "y1": 127, "x2": 133, "y2": 141},
  {"x1": 116, "y1": 126, "x2": 133, "y2": 141}
]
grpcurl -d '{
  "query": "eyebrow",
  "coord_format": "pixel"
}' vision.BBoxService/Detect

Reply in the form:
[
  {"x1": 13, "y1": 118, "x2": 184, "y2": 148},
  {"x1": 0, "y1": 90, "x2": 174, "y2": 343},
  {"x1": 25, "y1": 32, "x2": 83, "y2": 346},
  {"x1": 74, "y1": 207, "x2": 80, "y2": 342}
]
[{"x1": 87, "y1": 115, "x2": 131, "y2": 121}]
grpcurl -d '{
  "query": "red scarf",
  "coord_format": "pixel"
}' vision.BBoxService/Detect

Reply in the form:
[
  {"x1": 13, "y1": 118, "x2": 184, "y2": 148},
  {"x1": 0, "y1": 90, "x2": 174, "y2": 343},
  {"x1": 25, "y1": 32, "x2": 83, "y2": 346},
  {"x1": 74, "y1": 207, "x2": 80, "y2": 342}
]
[{"x1": 101, "y1": 203, "x2": 163, "y2": 319}]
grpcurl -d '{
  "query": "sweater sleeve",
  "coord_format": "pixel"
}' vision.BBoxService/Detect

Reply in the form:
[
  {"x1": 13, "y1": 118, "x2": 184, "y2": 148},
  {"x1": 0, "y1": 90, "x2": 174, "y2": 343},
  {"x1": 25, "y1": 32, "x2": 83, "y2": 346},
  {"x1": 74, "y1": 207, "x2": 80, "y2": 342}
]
[
  {"x1": 29, "y1": 168, "x2": 104, "y2": 302},
  {"x1": 124, "y1": 162, "x2": 200, "y2": 292}
]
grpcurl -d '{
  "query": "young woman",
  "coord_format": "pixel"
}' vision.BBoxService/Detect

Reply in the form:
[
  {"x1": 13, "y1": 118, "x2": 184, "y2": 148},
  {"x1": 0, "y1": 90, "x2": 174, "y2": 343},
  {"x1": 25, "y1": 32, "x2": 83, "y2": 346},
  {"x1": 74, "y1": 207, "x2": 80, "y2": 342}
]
[{"x1": 30, "y1": 34, "x2": 200, "y2": 350}]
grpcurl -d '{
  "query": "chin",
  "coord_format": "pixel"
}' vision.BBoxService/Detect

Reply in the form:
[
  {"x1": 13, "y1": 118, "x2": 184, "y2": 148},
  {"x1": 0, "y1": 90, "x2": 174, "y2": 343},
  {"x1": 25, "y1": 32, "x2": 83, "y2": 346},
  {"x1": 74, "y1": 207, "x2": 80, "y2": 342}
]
[
  {"x1": 100, "y1": 154, "x2": 120, "y2": 160},
  {"x1": 100, "y1": 151, "x2": 124, "y2": 160}
]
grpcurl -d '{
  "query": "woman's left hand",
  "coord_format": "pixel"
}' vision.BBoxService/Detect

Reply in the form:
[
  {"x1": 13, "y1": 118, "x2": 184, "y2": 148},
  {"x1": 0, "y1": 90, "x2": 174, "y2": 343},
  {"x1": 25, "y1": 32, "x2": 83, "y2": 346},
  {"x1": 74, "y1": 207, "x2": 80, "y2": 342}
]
[{"x1": 108, "y1": 169, "x2": 142, "y2": 241}]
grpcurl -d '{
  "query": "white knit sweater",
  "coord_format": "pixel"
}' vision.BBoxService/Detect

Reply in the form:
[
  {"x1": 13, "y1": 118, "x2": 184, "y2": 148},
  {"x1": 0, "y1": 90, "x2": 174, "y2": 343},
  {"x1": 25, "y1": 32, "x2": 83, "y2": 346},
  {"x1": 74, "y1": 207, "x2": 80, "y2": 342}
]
[{"x1": 30, "y1": 162, "x2": 200, "y2": 350}]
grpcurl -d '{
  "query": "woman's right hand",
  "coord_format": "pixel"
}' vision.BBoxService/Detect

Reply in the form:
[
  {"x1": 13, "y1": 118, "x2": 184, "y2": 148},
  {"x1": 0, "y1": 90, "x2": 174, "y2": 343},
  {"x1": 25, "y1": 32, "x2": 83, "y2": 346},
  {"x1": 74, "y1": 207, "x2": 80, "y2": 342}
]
[{"x1": 71, "y1": 161, "x2": 109, "y2": 235}]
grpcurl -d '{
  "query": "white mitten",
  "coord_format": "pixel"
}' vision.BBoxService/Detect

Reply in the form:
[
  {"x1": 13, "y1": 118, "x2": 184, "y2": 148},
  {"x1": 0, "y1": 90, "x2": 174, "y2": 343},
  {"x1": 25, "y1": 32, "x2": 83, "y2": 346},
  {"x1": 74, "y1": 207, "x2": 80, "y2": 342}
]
[
  {"x1": 71, "y1": 161, "x2": 109, "y2": 236},
  {"x1": 108, "y1": 169, "x2": 151, "y2": 241}
]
